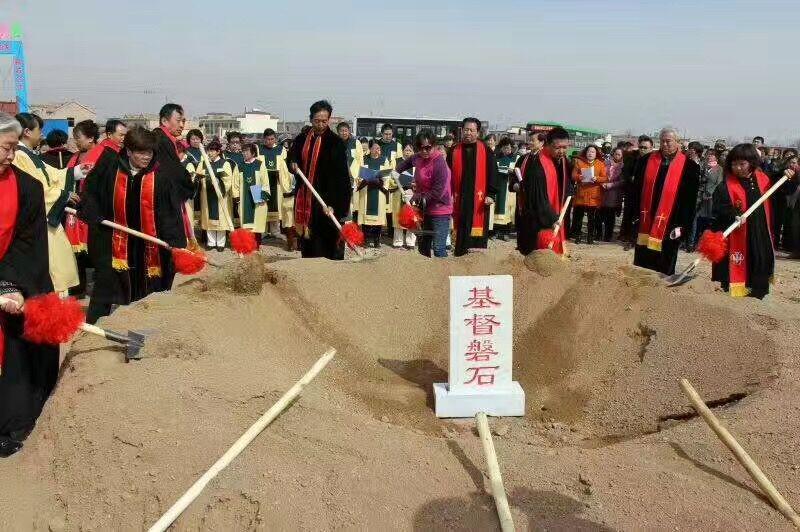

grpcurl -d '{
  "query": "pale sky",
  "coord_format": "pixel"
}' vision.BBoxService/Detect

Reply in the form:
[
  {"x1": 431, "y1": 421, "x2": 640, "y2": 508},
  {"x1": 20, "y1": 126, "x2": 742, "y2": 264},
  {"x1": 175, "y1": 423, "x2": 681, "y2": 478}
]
[{"x1": 3, "y1": 0, "x2": 800, "y2": 142}]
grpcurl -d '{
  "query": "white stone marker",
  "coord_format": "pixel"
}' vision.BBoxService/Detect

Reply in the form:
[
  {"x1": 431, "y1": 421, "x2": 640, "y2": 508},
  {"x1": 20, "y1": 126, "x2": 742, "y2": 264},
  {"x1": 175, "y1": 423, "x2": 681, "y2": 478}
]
[{"x1": 434, "y1": 275, "x2": 525, "y2": 418}]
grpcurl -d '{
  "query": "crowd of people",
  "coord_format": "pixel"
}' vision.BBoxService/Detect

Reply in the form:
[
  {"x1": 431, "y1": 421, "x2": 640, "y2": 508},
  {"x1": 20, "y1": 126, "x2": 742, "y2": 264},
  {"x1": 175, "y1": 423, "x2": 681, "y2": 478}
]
[{"x1": 0, "y1": 99, "x2": 796, "y2": 457}]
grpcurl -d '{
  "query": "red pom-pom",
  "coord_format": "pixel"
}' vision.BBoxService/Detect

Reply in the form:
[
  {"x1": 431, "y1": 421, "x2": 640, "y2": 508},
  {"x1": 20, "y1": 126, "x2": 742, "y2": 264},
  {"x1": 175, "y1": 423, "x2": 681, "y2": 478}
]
[
  {"x1": 230, "y1": 229, "x2": 258, "y2": 255},
  {"x1": 697, "y1": 230, "x2": 728, "y2": 264},
  {"x1": 172, "y1": 248, "x2": 207, "y2": 275},
  {"x1": 23, "y1": 293, "x2": 85, "y2": 345},
  {"x1": 398, "y1": 204, "x2": 422, "y2": 230},
  {"x1": 537, "y1": 229, "x2": 557, "y2": 249},
  {"x1": 340, "y1": 222, "x2": 365, "y2": 248}
]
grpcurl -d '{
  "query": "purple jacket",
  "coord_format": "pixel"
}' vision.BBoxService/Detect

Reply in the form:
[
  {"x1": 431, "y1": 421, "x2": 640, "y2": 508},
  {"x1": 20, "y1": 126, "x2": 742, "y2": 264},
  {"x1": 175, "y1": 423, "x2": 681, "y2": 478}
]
[{"x1": 397, "y1": 152, "x2": 453, "y2": 216}]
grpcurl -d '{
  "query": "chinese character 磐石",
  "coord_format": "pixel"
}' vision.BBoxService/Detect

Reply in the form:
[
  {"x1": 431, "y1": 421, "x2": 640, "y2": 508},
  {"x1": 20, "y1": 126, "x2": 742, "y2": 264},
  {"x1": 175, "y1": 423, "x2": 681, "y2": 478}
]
[
  {"x1": 462, "y1": 286, "x2": 501, "y2": 309},
  {"x1": 464, "y1": 339, "x2": 499, "y2": 362},
  {"x1": 464, "y1": 314, "x2": 501, "y2": 335},
  {"x1": 464, "y1": 366, "x2": 499, "y2": 386}
]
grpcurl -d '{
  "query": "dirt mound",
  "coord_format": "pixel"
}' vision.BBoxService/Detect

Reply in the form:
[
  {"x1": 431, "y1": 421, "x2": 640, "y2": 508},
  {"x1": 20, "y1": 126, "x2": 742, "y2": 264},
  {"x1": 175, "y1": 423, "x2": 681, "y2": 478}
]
[
  {"x1": 523, "y1": 249, "x2": 564, "y2": 276},
  {"x1": 0, "y1": 244, "x2": 795, "y2": 530}
]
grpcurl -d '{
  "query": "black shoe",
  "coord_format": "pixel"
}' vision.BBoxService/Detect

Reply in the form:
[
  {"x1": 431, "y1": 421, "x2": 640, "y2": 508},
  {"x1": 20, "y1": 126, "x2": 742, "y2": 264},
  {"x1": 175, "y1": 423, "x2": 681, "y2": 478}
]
[
  {"x1": 216, "y1": 247, "x2": 225, "y2": 252},
  {"x1": 0, "y1": 437, "x2": 22, "y2": 458}
]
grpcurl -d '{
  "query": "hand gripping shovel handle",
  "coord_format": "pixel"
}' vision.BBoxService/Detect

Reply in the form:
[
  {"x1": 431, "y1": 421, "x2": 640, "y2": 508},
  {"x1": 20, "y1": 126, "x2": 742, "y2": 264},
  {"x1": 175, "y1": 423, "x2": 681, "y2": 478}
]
[
  {"x1": 294, "y1": 168, "x2": 364, "y2": 257},
  {"x1": 549, "y1": 196, "x2": 573, "y2": 250}
]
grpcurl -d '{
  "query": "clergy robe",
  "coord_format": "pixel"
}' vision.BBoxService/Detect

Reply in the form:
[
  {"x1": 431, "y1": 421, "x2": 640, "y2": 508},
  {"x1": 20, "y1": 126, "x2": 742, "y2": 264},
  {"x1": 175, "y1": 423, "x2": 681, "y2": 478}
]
[
  {"x1": 493, "y1": 154, "x2": 518, "y2": 228},
  {"x1": 447, "y1": 141, "x2": 497, "y2": 257},
  {"x1": 288, "y1": 127, "x2": 351, "y2": 260},
  {"x1": 0, "y1": 167, "x2": 59, "y2": 449},
  {"x1": 197, "y1": 158, "x2": 234, "y2": 232},
  {"x1": 258, "y1": 145, "x2": 290, "y2": 224},
  {"x1": 238, "y1": 159, "x2": 270, "y2": 233},
  {"x1": 357, "y1": 156, "x2": 391, "y2": 227},
  {"x1": 516, "y1": 150, "x2": 570, "y2": 256},
  {"x1": 12, "y1": 144, "x2": 79, "y2": 292},
  {"x1": 81, "y1": 153, "x2": 194, "y2": 306},
  {"x1": 711, "y1": 171, "x2": 775, "y2": 299},
  {"x1": 631, "y1": 151, "x2": 700, "y2": 275},
  {"x1": 153, "y1": 127, "x2": 197, "y2": 250}
]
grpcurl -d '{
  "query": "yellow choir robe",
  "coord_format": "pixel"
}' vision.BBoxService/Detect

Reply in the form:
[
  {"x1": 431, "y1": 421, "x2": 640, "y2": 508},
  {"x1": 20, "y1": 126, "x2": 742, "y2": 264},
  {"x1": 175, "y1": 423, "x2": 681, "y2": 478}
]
[
  {"x1": 257, "y1": 145, "x2": 291, "y2": 224},
  {"x1": 379, "y1": 141, "x2": 403, "y2": 215},
  {"x1": 196, "y1": 157, "x2": 234, "y2": 231},
  {"x1": 12, "y1": 145, "x2": 79, "y2": 292},
  {"x1": 357, "y1": 158, "x2": 392, "y2": 226},
  {"x1": 387, "y1": 161, "x2": 413, "y2": 215},
  {"x1": 348, "y1": 139, "x2": 365, "y2": 216},
  {"x1": 237, "y1": 158, "x2": 270, "y2": 233},
  {"x1": 279, "y1": 164, "x2": 296, "y2": 229}
]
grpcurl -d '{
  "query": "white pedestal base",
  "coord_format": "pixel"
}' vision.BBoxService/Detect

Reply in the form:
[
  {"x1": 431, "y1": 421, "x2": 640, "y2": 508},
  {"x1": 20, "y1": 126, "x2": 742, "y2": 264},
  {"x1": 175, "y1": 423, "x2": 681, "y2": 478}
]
[{"x1": 433, "y1": 382, "x2": 525, "y2": 418}]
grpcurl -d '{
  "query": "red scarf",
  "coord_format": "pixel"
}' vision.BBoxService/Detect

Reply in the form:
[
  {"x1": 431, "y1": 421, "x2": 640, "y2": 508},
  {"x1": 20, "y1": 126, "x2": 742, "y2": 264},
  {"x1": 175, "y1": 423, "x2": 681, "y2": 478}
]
[
  {"x1": 637, "y1": 151, "x2": 687, "y2": 251},
  {"x1": 294, "y1": 131, "x2": 323, "y2": 237},
  {"x1": 159, "y1": 126, "x2": 179, "y2": 155},
  {"x1": 451, "y1": 141, "x2": 489, "y2": 238},
  {"x1": 64, "y1": 144, "x2": 109, "y2": 253},
  {"x1": 112, "y1": 168, "x2": 161, "y2": 278},
  {"x1": 0, "y1": 167, "x2": 19, "y2": 375},
  {"x1": 725, "y1": 170, "x2": 773, "y2": 298},
  {"x1": 538, "y1": 151, "x2": 565, "y2": 255}
]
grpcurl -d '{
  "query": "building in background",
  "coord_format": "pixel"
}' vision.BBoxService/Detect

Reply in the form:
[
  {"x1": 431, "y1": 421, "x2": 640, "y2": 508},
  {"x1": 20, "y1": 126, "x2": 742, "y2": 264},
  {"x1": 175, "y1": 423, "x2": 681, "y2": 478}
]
[
  {"x1": 198, "y1": 112, "x2": 240, "y2": 139},
  {"x1": 0, "y1": 101, "x2": 19, "y2": 115},
  {"x1": 122, "y1": 113, "x2": 159, "y2": 130},
  {"x1": 238, "y1": 109, "x2": 279, "y2": 136},
  {"x1": 30, "y1": 101, "x2": 96, "y2": 127}
]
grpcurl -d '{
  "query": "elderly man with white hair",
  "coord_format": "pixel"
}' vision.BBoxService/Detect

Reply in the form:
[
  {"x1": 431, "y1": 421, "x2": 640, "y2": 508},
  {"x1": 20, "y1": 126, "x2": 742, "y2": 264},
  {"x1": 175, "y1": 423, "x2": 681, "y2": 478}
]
[
  {"x1": 0, "y1": 112, "x2": 61, "y2": 457},
  {"x1": 630, "y1": 127, "x2": 700, "y2": 275}
]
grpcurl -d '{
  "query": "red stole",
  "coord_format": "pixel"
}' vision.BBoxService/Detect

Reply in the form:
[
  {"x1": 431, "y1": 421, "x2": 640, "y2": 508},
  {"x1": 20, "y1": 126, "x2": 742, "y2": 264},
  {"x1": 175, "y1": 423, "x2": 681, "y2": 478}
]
[
  {"x1": 294, "y1": 131, "x2": 323, "y2": 237},
  {"x1": 159, "y1": 126, "x2": 179, "y2": 155},
  {"x1": 725, "y1": 170, "x2": 773, "y2": 298},
  {"x1": 538, "y1": 151, "x2": 565, "y2": 255},
  {"x1": 451, "y1": 141, "x2": 489, "y2": 238},
  {"x1": 637, "y1": 151, "x2": 687, "y2": 252},
  {"x1": 111, "y1": 168, "x2": 161, "y2": 278},
  {"x1": 64, "y1": 145, "x2": 107, "y2": 253},
  {"x1": 0, "y1": 168, "x2": 19, "y2": 375}
]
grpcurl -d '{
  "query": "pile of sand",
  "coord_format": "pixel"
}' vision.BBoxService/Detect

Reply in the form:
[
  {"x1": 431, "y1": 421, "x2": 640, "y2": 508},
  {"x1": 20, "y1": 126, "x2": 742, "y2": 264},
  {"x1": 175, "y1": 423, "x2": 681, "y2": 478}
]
[{"x1": 0, "y1": 243, "x2": 797, "y2": 530}]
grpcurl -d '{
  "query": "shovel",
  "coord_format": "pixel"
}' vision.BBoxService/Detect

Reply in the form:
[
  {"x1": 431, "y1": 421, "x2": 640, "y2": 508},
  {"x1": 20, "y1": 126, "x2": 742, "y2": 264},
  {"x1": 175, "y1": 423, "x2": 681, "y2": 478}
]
[
  {"x1": 665, "y1": 173, "x2": 790, "y2": 287},
  {"x1": 0, "y1": 296, "x2": 149, "y2": 362}
]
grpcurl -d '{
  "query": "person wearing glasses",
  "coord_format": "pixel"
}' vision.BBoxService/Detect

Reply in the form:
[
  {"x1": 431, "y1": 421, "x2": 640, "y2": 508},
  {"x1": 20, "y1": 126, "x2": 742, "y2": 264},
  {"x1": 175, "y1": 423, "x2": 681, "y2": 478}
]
[
  {"x1": 0, "y1": 112, "x2": 60, "y2": 457},
  {"x1": 396, "y1": 129, "x2": 452, "y2": 258}
]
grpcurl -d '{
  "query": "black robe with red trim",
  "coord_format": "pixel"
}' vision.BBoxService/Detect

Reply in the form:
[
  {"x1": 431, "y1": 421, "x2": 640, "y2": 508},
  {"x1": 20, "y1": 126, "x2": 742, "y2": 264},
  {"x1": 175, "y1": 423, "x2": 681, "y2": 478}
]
[
  {"x1": 711, "y1": 174, "x2": 774, "y2": 299},
  {"x1": 631, "y1": 152, "x2": 700, "y2": 275},
  {"x1": 446, "y1": 142, "x2": 497, "y2": 256},
  {"x1": 516, "y1": 151, "x2": 570, "y2": 255},
  {"x1": 0, "y1": 167, "x2": 58, "y2": 444},
  {"x1": 81, "y1": 154, "x2": 194, "y2": 305},
  {"x1": 287, "y1": 128, "x2": 351, "y2": 260}
]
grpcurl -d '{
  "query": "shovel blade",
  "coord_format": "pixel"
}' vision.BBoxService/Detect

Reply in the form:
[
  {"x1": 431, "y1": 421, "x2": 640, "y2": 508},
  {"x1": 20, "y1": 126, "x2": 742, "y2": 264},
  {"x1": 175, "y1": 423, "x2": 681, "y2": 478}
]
[{"x1": 664, "y1": 259, "x2": 700, "y2": 287}]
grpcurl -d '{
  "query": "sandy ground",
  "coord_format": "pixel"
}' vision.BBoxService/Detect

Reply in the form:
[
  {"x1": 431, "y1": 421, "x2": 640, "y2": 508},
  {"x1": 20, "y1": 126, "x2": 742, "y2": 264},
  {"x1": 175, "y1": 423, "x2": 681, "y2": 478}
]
[{"x1": 0, "y1": 238, "x2": 799, "y2": 531}]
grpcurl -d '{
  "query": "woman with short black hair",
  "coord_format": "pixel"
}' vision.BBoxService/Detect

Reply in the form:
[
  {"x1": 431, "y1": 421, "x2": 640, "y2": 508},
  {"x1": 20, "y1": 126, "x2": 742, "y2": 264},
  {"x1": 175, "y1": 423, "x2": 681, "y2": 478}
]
[{"x1": 710, "y1": 143, "x2": 786, "y2": 298}]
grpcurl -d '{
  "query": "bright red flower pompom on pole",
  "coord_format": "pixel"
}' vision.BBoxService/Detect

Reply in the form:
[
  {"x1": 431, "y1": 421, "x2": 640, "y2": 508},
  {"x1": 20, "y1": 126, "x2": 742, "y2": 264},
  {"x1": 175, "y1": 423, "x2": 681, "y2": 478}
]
[
  {"x1": 172, "y1": 248, "x2": 207, "y2": 275},
  {"x1": 340, "y1": 222, "x2": 365, "y2": 248},
  {"x1": 22, "y1": 294, "x2": 85, "y2": 345},
  {"x1": 697, "y1": 230, "x2": 728, "y2": 264},
  {"x1": 536, "y1": 229, "x2": 557, "y2": 250},
  {"x1": 397, "y1": 204, "x2": 422, "y2": 230},
  {"x1": 230, "y1": 229, "x2": 258, "y2": 255}
]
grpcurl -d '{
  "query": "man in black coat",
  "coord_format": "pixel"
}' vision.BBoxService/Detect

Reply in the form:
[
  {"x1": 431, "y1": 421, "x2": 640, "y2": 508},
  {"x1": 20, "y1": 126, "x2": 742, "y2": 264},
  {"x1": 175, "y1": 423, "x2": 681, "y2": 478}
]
[{"x1": 287, "y1": 101, "x2": 352, "y2": 260}]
